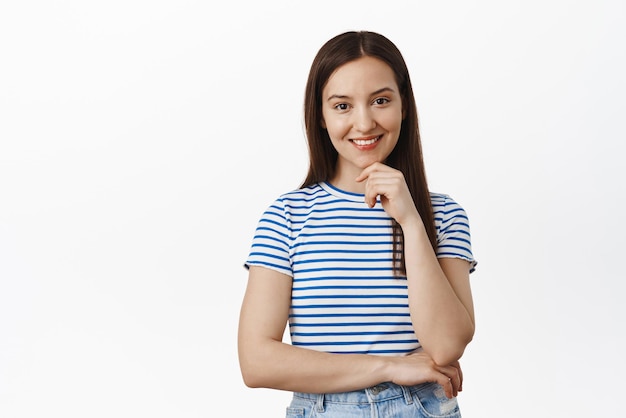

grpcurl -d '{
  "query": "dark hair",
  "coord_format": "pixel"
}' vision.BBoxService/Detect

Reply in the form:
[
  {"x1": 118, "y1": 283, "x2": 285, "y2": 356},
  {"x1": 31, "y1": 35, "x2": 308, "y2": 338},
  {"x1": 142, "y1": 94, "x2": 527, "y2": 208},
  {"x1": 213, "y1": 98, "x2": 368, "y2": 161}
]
[{"x1": 301, "y1": 31, "x2": 437, "y2": 274}]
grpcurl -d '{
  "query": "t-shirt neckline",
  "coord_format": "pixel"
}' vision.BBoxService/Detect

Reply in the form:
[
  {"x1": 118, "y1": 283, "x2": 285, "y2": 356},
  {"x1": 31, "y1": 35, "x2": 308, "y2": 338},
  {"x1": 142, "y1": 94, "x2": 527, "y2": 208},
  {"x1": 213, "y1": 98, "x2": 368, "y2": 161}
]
[{"x1": 320, "y1": 181, "x2": 367, "y2": 203}]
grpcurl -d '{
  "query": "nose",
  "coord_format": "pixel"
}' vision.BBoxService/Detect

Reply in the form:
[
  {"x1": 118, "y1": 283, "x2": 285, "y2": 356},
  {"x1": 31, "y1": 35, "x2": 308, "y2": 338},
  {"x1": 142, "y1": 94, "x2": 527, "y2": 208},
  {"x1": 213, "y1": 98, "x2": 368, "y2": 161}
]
[{"x1": 353, "y1": 106, "x2": 376, "y2": 132}]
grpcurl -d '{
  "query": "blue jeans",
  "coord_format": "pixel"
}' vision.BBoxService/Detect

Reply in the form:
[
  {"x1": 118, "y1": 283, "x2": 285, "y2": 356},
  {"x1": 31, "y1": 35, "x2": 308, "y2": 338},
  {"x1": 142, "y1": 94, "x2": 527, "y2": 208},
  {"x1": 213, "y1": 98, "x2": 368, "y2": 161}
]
[{"x1": 286, "y1": 382, "x2": 461, "y2": 417}]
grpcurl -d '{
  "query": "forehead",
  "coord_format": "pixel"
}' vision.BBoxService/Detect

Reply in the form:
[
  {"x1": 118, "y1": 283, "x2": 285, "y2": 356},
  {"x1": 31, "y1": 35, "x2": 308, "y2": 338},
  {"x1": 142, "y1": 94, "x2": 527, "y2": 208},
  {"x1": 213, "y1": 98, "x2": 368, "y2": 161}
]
[{"x1": 323, "y1": 56, "x2": 398, "y2": 95}]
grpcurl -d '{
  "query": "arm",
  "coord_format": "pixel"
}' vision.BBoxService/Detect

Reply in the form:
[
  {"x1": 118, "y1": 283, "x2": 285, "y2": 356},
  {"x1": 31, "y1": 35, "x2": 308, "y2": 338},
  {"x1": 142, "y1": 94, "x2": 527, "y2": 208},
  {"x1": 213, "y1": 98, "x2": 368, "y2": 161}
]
[
  {"x1": 402, "y1": 222, "x2": 475, "y2": 365},
  {"x1": 357, "y1": 163, "x2": 475, "y2": 366},
  {"x1": 237, "y1": 265, "x2": 462, "y2": 396}
]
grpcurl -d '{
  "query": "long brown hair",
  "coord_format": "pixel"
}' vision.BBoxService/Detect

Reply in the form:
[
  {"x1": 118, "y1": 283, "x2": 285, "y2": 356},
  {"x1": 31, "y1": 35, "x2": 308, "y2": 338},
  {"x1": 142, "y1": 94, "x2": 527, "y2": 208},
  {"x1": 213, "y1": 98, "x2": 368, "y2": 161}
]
[{"x1": 300, "y1": 31, "x2": 437, "y2": 275}]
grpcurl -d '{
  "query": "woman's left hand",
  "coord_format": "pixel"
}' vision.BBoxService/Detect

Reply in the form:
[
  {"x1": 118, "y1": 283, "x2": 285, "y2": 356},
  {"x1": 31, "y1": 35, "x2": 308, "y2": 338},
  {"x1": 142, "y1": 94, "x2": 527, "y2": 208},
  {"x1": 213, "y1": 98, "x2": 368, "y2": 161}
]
[{"x1": 355, "y1": 162, "x2": 421, "y2": 226}]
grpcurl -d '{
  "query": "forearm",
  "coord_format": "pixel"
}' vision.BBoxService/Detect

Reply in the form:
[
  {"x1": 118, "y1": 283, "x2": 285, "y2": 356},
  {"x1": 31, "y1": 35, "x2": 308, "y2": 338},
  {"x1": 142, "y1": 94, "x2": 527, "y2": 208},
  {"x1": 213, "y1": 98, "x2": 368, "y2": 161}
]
[
  {"x1": 402, "y1": 219, "x2": 475, "y2": 365},
  {"x1": 239, "y1": 338, "x2": 390, "y2": 393}
]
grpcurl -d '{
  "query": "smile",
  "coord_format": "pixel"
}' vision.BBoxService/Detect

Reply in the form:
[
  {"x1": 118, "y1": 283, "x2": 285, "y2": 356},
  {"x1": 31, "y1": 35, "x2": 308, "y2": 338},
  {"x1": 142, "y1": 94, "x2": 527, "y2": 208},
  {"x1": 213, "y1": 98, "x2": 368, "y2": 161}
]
[{"x1": 351, "y1": 135, "x2": 382, "y2": 146}]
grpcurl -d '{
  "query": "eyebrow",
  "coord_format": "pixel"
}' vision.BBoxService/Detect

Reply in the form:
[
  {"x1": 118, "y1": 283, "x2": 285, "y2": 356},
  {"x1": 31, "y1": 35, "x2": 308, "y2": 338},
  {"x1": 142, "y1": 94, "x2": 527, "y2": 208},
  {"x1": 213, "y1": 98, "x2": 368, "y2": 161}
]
[{"x1": 326, "y1": 87, "x2": 396, "y2": 101}]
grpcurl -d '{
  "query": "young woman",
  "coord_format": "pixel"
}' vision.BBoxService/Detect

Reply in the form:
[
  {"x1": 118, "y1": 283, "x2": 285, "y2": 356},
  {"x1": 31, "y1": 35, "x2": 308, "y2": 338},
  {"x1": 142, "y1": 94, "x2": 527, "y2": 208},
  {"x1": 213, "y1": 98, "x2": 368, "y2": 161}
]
[{"x1": 238, "y1": 31, "x2": 477, "y2": 418}]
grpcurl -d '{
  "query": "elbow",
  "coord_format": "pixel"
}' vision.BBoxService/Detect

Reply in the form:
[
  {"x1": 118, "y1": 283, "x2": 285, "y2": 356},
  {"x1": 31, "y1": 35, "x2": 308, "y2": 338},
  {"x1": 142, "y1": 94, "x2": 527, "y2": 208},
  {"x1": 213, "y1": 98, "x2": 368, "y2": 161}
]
[
  {"x1": 240, "y1": 369, "x2": 262, "y2": 389},
  {"x1": 431, "y1": 346, "x2": 466, "y2": 367},
  {"x1": 239, "y1": 335, "x2": 285, "y2": 389},
  {"x1": 239, "y1": 347, "x2": 275, "y2": 389},
  {"x1": 239, "y1": 358, "x2": 266, "y2": 388},
  {"x1": 238, "y1": 349, "x2": 265, "y2": 388},
  {"x1": 429, "y1": 332, "x2": 474, "y2": 366}
]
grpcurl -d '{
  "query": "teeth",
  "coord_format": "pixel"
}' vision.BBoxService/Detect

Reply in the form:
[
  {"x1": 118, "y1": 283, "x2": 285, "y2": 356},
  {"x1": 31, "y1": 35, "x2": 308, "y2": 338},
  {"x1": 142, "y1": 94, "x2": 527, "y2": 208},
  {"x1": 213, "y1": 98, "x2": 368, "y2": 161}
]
[{"x1": 353, "y1": 136, "x2": 379, "y2": 145}]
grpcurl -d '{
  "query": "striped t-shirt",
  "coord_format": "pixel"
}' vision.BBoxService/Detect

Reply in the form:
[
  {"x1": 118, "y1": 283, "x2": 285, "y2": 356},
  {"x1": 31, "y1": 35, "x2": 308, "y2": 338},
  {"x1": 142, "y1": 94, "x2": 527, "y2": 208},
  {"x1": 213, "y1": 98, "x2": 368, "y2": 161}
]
[{"x1": 245, "y1": 182, "x2": 476, "y2": 356}]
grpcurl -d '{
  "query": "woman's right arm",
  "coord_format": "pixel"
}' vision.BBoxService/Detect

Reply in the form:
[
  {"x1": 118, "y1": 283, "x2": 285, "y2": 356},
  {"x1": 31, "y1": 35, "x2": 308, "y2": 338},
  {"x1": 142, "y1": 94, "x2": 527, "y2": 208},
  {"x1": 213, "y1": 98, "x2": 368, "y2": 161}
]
[{"x1": 237, "y1": 266, "x2": 461, "y2": 397}]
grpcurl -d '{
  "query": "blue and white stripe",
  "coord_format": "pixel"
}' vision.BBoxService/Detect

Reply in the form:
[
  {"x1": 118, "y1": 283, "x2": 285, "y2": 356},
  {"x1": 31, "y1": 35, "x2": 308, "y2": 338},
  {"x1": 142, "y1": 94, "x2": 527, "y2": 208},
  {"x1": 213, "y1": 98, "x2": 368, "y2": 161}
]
[{"x1": 246, "y1": 182, "x2": 476, "y2": 356}]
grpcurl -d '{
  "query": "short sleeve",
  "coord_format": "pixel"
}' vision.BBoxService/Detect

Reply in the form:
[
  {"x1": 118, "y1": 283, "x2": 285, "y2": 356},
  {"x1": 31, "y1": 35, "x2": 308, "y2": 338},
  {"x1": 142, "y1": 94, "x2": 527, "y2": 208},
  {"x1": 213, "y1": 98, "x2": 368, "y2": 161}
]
[
  {"x1": 244, "y1": 197, "x2": 293, "y2": 277},
  {"x1": 434, "y1": 194, "x2": 477, "y2": 273}
]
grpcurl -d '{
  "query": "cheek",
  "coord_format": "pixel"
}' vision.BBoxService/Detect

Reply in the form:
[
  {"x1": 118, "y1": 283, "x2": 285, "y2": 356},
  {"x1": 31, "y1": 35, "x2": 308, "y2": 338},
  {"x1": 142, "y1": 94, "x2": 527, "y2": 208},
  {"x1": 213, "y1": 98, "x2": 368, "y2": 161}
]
[
  {"x1": 325, "y1": 117, "x2": 350, "y2": 139},
  {"x1": 381, "y1": 112, "x2": 403, "y2": 133}
]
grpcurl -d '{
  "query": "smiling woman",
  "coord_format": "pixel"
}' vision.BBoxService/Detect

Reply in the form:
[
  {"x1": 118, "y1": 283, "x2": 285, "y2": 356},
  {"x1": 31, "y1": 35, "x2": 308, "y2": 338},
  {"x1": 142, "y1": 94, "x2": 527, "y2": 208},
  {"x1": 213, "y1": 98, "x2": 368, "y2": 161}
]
[
  {"x1": 237, "y1": 31, "x2": 477, "y2": 418},
  {"x1": 321, "y1": 56, "x2": 403, "y2": 188}
]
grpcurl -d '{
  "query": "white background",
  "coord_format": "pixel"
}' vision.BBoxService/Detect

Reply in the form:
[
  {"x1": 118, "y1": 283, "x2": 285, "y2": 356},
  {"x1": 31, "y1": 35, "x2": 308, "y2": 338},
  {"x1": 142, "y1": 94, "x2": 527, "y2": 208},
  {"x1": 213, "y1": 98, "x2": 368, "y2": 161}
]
[{"x1": 1, "y1": 1, "x2": 624, "y2": 417}]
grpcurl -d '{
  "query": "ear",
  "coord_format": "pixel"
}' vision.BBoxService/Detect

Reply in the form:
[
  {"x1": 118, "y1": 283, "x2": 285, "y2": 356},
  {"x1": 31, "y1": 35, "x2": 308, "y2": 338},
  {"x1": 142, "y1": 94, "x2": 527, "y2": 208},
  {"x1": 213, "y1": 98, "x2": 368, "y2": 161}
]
[{"x1": 320, "y1": 118, "x2": 326, "y2": 129}]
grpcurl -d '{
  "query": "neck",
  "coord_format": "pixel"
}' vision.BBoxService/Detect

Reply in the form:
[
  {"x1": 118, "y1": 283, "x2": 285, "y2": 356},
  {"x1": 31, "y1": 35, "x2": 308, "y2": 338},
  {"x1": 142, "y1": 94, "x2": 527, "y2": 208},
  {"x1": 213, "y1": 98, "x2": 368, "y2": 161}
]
[{"x1": 328, "y1": 173, "x2": 365, "y2": 194}]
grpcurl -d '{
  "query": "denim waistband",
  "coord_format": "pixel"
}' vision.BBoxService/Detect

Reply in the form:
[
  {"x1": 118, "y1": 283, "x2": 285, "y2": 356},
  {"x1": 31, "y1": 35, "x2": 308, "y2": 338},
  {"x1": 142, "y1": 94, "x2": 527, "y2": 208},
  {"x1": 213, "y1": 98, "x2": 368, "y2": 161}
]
[{"x1": 293, "y1": 382, "x2": 436, "y2": 405}]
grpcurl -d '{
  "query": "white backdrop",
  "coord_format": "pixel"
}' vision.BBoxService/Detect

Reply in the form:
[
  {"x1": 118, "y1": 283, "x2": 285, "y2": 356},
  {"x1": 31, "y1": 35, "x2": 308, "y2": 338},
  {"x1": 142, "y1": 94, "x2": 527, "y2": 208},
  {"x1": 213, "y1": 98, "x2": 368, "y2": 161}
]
[{"x1": 1, "y1": 1, "x2": 625, "y2": 417}]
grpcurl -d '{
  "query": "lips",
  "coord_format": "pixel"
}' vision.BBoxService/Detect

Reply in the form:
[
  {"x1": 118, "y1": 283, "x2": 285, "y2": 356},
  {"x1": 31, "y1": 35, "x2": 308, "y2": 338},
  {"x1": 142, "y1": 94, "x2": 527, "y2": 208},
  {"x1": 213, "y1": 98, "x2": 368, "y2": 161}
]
[{"x1": 351, "y1": 135, "x2": 382, "y2": 146}]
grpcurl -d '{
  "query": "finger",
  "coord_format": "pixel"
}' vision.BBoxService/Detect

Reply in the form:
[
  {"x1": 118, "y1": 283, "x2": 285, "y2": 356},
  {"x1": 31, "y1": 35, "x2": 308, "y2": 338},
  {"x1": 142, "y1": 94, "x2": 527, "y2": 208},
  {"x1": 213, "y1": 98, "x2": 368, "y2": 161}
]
[
  {"x1": 451, "y1": 369, "x2": 460, "y2": 397},
  {"x1": 365, "y1": 194, "x2": 377, "y2": 208},
  {"x1": 362, "y1": 179, "x2": 396, "y2": 208},
  {"x1": 361, "y1": 180, "x2": 378, "y2": 208},
  {"x1": 355, "y1": 165, "x2": 377, "y2": 183},
  {"x1": 450, "y1": 360, "x2": 463, "y2": 392},
  {"x1": 363, "y1": 172, "x2": 407, "y2": 196},
  {"x1": 438, "y1": 376, "x2": 454, "y2": 399},
  {"x1": 363, "y1": 177, "x2": 401, "y2": 202},
  {"x1": 355, "y1": 162, "x2": 394, "y2": 182},
  {"x1": 437, "y1": 366, "x2": 460, "y2": 398}
]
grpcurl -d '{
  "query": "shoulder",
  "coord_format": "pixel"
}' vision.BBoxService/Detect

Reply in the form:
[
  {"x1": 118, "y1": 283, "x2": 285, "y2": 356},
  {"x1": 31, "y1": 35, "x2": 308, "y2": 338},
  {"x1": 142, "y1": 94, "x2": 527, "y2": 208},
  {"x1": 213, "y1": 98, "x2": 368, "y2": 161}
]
[
  {"x1": 430, "y1": 192, "x2": 468, "y2": 219},
  {"x1": 429, "y1": 191, "x2": 472, "y2": 235},
  {"x1": 259, "y1": 183, "x2": 327, "y2": 218},
  {"x1": 267, "y1": 183, "x2": 326, "y2": 208},
  {"x1": 430, "y1": 192, "x2": 477, "y2": 272},
  {"x1": 276, "y1": 183, "x2": 325, "y2": 202}
]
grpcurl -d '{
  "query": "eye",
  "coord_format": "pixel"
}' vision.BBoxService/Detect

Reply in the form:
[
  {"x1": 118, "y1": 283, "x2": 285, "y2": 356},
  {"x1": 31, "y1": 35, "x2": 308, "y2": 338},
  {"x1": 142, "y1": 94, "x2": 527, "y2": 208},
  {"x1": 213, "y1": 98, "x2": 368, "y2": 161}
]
[
  {"x1": 334, "y1": 103, "x2": 350, "y2": 111},
  {"x1": 373, "y1": 97, "x2": 390, "y2": 105}
]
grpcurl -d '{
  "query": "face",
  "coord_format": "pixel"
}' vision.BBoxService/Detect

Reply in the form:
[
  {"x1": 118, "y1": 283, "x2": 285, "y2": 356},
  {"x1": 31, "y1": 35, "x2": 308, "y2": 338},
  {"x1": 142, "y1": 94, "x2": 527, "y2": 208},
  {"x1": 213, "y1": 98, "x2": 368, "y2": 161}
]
[{"x1": 321, "y1": 56, "x2": 404, "y2": 184}]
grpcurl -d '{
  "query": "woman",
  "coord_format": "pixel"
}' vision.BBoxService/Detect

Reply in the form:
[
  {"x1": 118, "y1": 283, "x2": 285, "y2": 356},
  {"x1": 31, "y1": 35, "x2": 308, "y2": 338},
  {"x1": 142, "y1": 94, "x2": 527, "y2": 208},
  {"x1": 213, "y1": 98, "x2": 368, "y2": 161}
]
[{"x1": 238, "y1": 30, "x2": 477, "y2": 417}]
